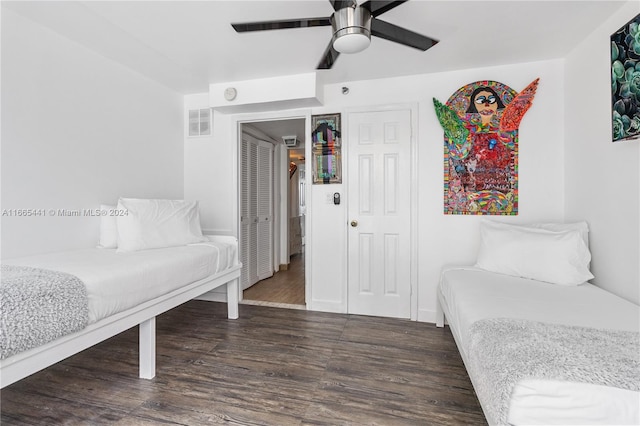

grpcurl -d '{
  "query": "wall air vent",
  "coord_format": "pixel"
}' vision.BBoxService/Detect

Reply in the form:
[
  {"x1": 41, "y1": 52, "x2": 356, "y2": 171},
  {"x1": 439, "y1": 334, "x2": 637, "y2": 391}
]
[
  {"x1": 282, "y1": 135, "x2": 299, "y2": 147},
  {"x1": 188, "y1": 108, "x2": 211, "y2": 137}
]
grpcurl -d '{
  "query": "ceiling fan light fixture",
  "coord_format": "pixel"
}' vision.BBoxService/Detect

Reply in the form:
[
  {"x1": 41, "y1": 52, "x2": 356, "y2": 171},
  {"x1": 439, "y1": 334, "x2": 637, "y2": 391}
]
[
  {"x1": 231, "y1": 0, "x2": 439, "y2": 70},
  {"x1": 333, "y1": 31, "x2": 371, "y2": 53},
  {"x1": 331, "y1": 6, "x2": 372, "y2": 54}
]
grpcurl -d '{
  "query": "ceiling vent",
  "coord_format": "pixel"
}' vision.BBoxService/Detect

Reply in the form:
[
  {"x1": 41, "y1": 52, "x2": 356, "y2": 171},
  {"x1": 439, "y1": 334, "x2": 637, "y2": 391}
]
[{"x1": 282, "y1": 135, "x2": 299, "y2": 148}]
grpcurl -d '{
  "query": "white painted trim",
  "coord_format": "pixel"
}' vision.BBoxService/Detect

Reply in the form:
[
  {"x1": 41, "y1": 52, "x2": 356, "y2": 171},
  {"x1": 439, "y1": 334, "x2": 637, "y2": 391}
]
[
  {"x1": 340, "y1": 111, "x2": 351, "y2": 313},
  {"x1": 273, "y1": 143, "x2": 282, "y2": 272},
  {"x1": 230, "y1": 109, "x2": 313, "y2": 309},
  {"x1": 343, "y1": 102, "x2": 420, "y2": 320},
  {"x1": 242, "y1": 124, "x2": 280, "y2": 145},
  {"x1": 303, "y1": 115, "x2": 313, "y2": 310},
  {"x1": 269, "y1": 142, "x2": 295, "y2": 273},
  {"x1": 240, "y1": 299, "x2": 306, "y2": 310},
  {"x1": 226, "y1": 108, "x2": 240, "y2": 242},
  {"x1": 418, "y1": 308, "x2": 440, "y2": 324},
  {"x1": 409, "y1": 103, "x2": 419, "y2": 321},
  {"x1": 308, "y1": 299, "x2": 344, "y2": 314}
]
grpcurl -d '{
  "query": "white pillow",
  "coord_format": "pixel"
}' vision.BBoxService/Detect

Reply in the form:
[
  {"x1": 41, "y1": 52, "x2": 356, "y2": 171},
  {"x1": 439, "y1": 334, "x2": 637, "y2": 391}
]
[
  {"x1": 475, "y1": 220, "x2": 594, "y2": 286},
  {"x1": 98, "y1": 204, "x2": 118, "y2": 249},
  {"x1": 524, "y1": 221, "x2": 589, "y2": 249},
  {"x1": 116, "y1": 198, "x2": 207, "y2": 252}
]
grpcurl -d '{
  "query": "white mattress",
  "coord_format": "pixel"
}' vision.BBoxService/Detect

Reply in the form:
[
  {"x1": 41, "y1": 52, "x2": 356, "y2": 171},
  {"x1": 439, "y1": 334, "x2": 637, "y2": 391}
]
[
  {"x1": 439, "y1": 267, "x2": 639, "y2": 355},
  {"x1": 4, "y1": 236, "x2": 237, "y2": 324},
  {"x1": 439, "y1": 267, "x2": 640, "y2": 425}
]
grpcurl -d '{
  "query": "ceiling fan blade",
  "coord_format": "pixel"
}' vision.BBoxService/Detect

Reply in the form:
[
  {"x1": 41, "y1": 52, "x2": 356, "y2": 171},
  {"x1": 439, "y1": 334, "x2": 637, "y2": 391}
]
[
  {"x1": 371, "y1": 18, "x2": 438, "y2": 51},
  {"x1": 361, "y1": 0, "x2": 408, "y2": 17},
  {"x1": 329, "y1": 0, "x2": 358, "y2": 11},
  {"x1": 317, "y1": 40, "x2": 340, "y2": 69},
  {"x1": 232, "y1": 17, "x2": 331, "y2": 32}
]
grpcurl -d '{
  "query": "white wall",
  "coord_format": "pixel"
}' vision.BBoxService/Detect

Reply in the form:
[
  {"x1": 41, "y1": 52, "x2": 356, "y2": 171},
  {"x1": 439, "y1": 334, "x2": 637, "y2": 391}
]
[
  {"x1": 184, "y1": 94, "x2": 237, "y2": 235},
  {"x1": 314, "y1": 60, "x2": 566, "y2": 320},
  {"x1": 188, "y1": 59, "x2": 566, "y2": 320},
  {"x1": 1, "y1": 9, "x2": 184, "y2": 259},
  {"x1": 564, "y1": 1, "x2": 640, "y2": 304}
]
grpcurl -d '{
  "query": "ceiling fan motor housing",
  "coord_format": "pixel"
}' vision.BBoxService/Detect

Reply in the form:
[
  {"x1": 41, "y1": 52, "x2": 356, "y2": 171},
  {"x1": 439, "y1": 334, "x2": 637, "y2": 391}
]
[
  {"x1": 331, "y1": 6, "x2": 372, "y2": 53},
  {"x1": 230, "y1": 0, "x2": 438, "y2": 69}
]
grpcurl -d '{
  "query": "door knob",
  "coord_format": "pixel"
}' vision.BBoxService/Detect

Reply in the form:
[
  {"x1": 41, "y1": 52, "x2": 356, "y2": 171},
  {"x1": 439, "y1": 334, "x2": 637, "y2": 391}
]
[{"x1": 350, "y1": 220, "x2": 358, "y2": 227}]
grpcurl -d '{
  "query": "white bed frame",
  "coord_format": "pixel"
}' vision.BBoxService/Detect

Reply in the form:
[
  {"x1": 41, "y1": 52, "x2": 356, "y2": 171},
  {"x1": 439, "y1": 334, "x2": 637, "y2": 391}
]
[
  {"x1": 436, "y1": 288, "x2": 468, "y2": 363},
  {"x1": 0, "y1": 264, "x2": 241, "y2": 388},
  {"x1": 435, "y1": 267, "x2": 640, "y2": 426},
  {"x1": 436, "y1": 288, "x2": 492, "y2": 423}
]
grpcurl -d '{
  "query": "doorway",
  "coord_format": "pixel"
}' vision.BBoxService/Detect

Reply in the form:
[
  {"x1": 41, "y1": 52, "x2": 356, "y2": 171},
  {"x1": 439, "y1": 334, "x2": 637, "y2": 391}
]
[{"x1": 239, "y1": 118, "x2": 307, "y2": 309}]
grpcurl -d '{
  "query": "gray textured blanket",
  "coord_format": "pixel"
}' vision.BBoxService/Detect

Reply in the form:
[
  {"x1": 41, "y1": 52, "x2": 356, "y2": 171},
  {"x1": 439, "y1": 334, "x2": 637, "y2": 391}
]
[
  {"x1": 1, "y1": 265, "x2": 88, "y2": 359},
  {"x1": 466, "y1": 318, "x2": 640, "y2": 426}
]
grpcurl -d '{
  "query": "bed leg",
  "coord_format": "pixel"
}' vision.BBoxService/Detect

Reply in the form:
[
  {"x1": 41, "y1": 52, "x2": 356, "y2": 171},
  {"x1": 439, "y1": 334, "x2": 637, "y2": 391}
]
[
  {"x1": 139, "y1": 317, "x2": 156, "y2": 379},
  {"x1": 436, "y1": 298, "x2": 445, "y2": 328},
  {"x1": 227, "y1": 278, "x2": 239, "y2": 319}
]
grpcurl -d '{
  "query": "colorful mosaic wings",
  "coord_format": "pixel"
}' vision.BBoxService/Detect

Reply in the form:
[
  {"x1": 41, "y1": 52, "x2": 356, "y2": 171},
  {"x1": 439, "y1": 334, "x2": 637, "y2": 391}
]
[
  {"x1": 433, "y1": 98, "x2": 471, "y2": 160},
  {"x1": 499, "y1": 78, "x2": 540, "y2": 132}
]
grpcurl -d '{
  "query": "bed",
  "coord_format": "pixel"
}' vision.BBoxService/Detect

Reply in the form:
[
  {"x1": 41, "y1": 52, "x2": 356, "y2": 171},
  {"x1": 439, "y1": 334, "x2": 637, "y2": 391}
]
[
  {"x1": 0, "y1": 198, "x2": 242, "y2": 389},
  {"x1": 436, "y1": 221, "x2": 640, "y2": 425}
]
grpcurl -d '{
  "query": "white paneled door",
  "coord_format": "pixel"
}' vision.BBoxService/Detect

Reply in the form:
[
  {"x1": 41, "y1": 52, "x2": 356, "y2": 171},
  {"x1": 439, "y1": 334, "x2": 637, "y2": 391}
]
[{"x1": 347, "y1": 109, "x2": 412, "y2": 319}]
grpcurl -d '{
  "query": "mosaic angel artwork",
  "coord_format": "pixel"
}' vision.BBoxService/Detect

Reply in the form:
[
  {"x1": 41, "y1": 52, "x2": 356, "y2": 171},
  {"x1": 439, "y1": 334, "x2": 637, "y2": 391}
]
[{"x1": 433, "y1": 79, "x2": 539, "y2": 215}]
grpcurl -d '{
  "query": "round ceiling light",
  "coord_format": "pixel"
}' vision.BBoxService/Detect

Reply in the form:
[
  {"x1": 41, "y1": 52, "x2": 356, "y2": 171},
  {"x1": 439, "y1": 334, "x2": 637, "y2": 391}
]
[
  {"x1": 333, "y1": 32, "x2": 371, "y2": 53},
  {"x1": 331, "y1": 6, "x2": 372, "y2": 54}
]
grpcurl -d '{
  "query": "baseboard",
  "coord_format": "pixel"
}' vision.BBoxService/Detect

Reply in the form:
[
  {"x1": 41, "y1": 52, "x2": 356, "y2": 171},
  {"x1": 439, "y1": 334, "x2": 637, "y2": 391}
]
[
  {"x1": 308, "y1": 299, "x2": 345, "y2": 314},
  {"x1": 417, "y1": 308, "x2": 440, "y2": 324},
  {"x1": 279, "y1": 263, "x2": 289, "y2": 271},
  {"x1": 241, "y1": 299, "x2": 305, "y2": 310}
]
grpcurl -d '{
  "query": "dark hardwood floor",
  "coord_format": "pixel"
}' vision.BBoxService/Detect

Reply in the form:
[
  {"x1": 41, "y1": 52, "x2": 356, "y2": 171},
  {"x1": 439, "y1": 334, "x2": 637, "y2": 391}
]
[{"x1": 1, "y1": 301, "x2": 485, "y2": 425}]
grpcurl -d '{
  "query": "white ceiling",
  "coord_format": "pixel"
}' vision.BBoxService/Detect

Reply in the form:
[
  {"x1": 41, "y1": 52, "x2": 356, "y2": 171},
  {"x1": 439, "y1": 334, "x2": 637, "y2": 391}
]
[{"x1": 5, "y1": 0, "x2": 628, "y2": 95}]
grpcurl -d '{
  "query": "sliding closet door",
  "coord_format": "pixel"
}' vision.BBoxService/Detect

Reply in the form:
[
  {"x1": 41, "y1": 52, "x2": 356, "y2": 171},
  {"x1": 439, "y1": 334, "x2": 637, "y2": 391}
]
[
  {"x1": 256, "y1": 141, "x2": 274, "y2": 280},
  {"x1": 240, "y1": 134, "x2": 274, "y2": 290},
  {"x1": 240, "y1": 137, "x2": 252, "y2": 290}
]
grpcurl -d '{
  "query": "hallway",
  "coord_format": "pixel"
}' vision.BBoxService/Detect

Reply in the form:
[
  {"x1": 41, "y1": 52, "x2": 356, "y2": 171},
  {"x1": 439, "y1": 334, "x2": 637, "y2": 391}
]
[{"x1": 242, "y1": 253, "x2": 305, "y2": 309}]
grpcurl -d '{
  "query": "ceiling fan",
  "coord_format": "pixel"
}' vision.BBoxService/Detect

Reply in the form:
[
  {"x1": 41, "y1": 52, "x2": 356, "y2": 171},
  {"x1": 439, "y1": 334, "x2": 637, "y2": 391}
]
[{"x1": 231, "y1": 0, "x2": 438, "y2": 70}]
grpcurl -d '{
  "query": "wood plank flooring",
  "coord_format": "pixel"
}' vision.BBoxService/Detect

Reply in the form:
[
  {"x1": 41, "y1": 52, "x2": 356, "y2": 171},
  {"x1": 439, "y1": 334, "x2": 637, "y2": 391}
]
[
  {"x1": 243, "y1": 253, "x2": 305, "y2": 306},
  {"x1": 0, "y1": 301, "x2": 486, "y2": 425}
]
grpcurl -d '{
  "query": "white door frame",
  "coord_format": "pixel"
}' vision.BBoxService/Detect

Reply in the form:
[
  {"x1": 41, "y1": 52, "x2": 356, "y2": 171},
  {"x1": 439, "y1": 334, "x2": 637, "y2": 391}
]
[
  {"x1": 231, "y1": 109, "x2": 312, "y2": 306},
  {"x1": 344, "y1": 103, "x2": 419, "y2": 320}
]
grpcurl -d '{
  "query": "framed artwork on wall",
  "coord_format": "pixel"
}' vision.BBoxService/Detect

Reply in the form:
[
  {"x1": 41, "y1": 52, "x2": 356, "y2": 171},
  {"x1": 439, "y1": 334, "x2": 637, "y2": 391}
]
[
  {"x1": 433, "y1": 79, "x2": 539, "y2": 215},
  {"x1": 311, "y1": 113, "x2": 342, "y2": 184},
  {"x1": 611, "y1": 13, "x2": 640, "y2": 142},
  {"x1": 312, "y1": 151, "x2": 341, "y2": 185}
]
